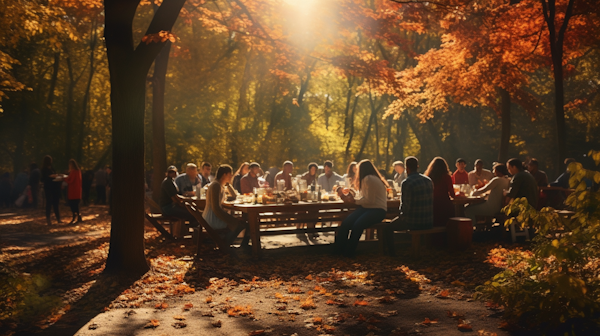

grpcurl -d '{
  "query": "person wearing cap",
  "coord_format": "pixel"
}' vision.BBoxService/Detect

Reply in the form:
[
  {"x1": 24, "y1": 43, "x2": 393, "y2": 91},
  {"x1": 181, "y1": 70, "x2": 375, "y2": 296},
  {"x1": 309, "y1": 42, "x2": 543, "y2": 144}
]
[
  {"x1": 452, "y1": 158, "x2": 469, "y2": 184},
  {"x1": 318, "y1": 160, "x2": 343, "y2": 192},
  {"x1": 468, "y1": 159, "x2": 494, "y2": 187},
  {"x1": 275, "y1": 161, "x2": 294, "y2": 191},
  {"x1": 302, "y1": 162, "x2": 319, "y2": 186},
  {"x1": 392, "y1": 161, "x2": 407, "y2": 185},
  {"x1": 240, "y1": 162, "x2": 261, "y2": 194},
  {"x1": 175, "y1": 163, "x2": 202, "y2": 196},
  {"x1": 160, "y1": 165, "x2": 199, "y2": 226}
]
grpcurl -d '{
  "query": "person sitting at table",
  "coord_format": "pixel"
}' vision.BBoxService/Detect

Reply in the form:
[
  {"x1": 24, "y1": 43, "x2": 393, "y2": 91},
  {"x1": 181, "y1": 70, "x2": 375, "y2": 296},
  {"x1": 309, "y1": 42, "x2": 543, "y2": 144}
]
[
  {"x1": 204, "y1": 165, "x2": 250, "y2": 246},
  {"x1": 465, "y1": 163, "x2": 511, "y2": 225},
  {"x1": 199, "y1": 162, "x2": 212, "y2": 186},
  {"x1": 334, "y1": 159, "x2": 388, "y2": 258},
  {"x1": 240, "y1": 162, "x2": 261, "y2": 194},
  {"x1": 382, "y1": 156, "x2": 434, "y2": 256},
  {"x1": 452, "y1": 158, "x2": 469, "y2": 184},
  {"x1": 505, "y1": 158, "x2": 539, "y2": 208},
  {"x1": 175, "y1": 163, "x2": 202, "y2": 196},
  {"x1": 546, "y1": 158, "x2": 577, "y2": 209},
  {"x1": 275, "y1": 161, "x2": 294, "y2": 190},
  {"x1": 468, "y1": 159, "x2": 494, "y2": 187},
  {"x1": 318, "y1": 160, "x2": 343, "y2": 192},
  {"x1": 233, "y1": 162, "x2": 249, "y2": 193},
  {"x1": 425, "y1": 157, "x2": 455, "y2": 227},
  {"x1": 343, "y1": 161, "x2": 358, "y2": 189},
  {"x1": 160, "y1": 165, "x2": 199, "y2": 227},
  {"x1": 526, "y1": 158, "x2": 549, "y2": 187},
  {"x1": 302, "y1": 162, "x2": 318, "y2": 186},
  {"x1": 393, "y1": 161, "x2": 407, "y2": 185}
]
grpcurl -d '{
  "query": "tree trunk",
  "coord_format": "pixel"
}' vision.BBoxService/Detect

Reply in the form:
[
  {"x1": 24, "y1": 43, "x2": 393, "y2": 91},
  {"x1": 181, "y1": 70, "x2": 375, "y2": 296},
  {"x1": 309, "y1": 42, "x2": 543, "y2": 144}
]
[
  {"x1": 344, "y1": 95, "x2": 360, "y2": 161},
  {"x1": 393, "y1": 115, "x2": 407, "y2": 162},
  {"x1": 65, "y1": 56, "x2": 76, "y2": 161},
  {"x1": 103, "y1": 0, "x2": 186, "y2": 276},
  {"x1": 231, "y1": 53, "x2": 252, "y2": 170},
  {"x1": 498, "y1": 88, "x2": 511, "y2": 163},
  {"x1": 342, "y1": 76, "x2": 354, "y2": 137},
  {"x1": 77, "y1": 22, "x2": 98, "y2": 165},
  {"x1": 151, "y1": 41, "x2": 171, "y2": 203},
  {"x1": 541, "y1": 0, "x2": 575, "y2": 171}
]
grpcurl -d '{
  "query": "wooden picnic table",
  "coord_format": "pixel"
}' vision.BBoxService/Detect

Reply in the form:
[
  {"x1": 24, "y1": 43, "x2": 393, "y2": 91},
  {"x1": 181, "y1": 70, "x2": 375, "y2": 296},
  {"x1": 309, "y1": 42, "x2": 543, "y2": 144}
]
[
  {"x1": 193, "y1": 198, "x2": 400, "y2": 256},
  {"x1": 452, "y1": 196, "x2": 486, "y2": 217}
]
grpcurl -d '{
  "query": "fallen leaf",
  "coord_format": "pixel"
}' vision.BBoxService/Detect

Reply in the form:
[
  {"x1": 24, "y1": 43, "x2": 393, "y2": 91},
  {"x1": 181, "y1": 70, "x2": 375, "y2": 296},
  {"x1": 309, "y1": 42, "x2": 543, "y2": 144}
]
[
  {"x1": 172, "y1": 321, "x2": 187, "y2": 329},
  {"x1": 422, "y1": 318, "x2": 438, "y2": 326},
  {"x1": 144, "y1": 319, "x2": 160, "y2": 328},
  {"x1": 353, "y1": 299, "x2": 369, "y2": 306},
  {"x1": 249, "y1": 330, "x2": 265, "y2": 336},
  {"x1": 155, "y1": 302, "x2": 168, "y2": 310},
  {"x1": 211, "y1": 320, "x2": 222, "y2": 328},
  {"x1": 183, "y1": 302, "x2": 193, "y2": 311},
  {"x1": 458, "y1": 323, "x2": 473, "y2": 331},
  {"x1": 173, "y1": 315, "x2": 186, "y2": 320}
]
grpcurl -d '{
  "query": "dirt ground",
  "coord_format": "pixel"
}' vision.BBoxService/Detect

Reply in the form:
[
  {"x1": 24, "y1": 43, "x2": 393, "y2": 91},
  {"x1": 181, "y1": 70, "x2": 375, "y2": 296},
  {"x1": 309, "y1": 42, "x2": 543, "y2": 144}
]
[{"x1": 1, "y1": 205, "x2": 526, "y2": 336}]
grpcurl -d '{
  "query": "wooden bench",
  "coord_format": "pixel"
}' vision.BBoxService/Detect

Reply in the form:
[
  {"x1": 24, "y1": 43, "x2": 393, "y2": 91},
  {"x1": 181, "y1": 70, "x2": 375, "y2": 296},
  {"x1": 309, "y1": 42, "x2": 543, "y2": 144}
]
[
  {"x1": 144, "y1": 195, "x2": 183, "y2": 240},
  {"x1": 178, "y1": 196, "x2": 231, "y2": 256},
  {"x1": 370, "y1": 222, "x2": 447, "y2": 256}
]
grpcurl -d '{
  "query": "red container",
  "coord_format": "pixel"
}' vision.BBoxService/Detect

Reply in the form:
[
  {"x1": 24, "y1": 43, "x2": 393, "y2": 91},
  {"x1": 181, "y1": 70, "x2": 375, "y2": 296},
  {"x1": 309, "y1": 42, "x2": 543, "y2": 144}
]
[{"x1": 447, "y1": 217, "x2": 473, "y2": 251}]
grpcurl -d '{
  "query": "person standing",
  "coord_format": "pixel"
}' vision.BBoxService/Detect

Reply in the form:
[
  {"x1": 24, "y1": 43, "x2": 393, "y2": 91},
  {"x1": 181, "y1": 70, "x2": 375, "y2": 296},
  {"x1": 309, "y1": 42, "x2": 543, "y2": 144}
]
[
  {"x1": 41, "y1": 155, "x2": 62, "y2": 225},
  {"x1": 382, "y1": 157, "x2": 434, "y2": 256},
  {"x1": 452, "y1": 158, "x2": 469, "y2": 184},
  {"x1": 29, "y1": 163, "x2": 41, "y2": 208},
  {"x1": 95, "y1": 166, "x2": 108, "y2": 204},
  {"x1": 334, "y1": 160, "x2": 388, "y2": 257},
  {"x1": 425, "y1": 157, "x2": 455, "y2": 227},
  {"x1": 64, "y1": 159, "x2": 83, "y2": 224},
  {"x1": 318, "y1": 160, "x2": 343, "y2": 192}
]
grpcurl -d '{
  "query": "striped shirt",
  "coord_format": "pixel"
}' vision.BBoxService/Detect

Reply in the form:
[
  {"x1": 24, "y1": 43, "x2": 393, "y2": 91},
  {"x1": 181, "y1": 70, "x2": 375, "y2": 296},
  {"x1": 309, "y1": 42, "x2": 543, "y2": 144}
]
[{"x1": 400, "y1": 172, "x2": 434, "y2": 230}]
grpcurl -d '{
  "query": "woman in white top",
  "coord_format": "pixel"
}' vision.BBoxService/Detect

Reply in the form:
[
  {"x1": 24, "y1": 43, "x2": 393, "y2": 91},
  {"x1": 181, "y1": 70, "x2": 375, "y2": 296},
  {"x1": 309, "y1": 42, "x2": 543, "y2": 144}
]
[
  {"x1": 334, "y1": 159, "x2": 388, "y2": 257},
  {"x1": 203, "y1": 165, "x2": 250, "y2": 246},
  {"x1": 464, "y1": 164, "x2": 511, "y2": 225}
]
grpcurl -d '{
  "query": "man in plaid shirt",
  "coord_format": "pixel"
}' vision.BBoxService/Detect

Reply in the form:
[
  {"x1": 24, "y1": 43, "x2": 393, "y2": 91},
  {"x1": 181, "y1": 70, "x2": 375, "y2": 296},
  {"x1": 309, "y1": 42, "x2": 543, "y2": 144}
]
[{"x1": 383, "y1": 156, "x2": 434, "y2": 256}]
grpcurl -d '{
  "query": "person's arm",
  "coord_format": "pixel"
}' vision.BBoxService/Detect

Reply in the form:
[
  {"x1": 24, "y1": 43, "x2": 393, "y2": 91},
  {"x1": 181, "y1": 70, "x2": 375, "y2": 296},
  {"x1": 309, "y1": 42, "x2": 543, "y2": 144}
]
[
  {"x1": 209, "y1": 183, "x2": 239, "y2": 229},
  {"x1": 506, "y1": 174, "x2": 522, "y2": 199},
  {"x1": 473, "y1": 177, "x2": 497, "y2": 196},
  {"x1": 354, "y1": 179, "x2": 368, "y2": 206},
  {"x1": 400, "y1": 180, "x2": 411, "y2": 215},
  {"x1": 468, "y1": 172, "x2": 477, "y2": 186}
]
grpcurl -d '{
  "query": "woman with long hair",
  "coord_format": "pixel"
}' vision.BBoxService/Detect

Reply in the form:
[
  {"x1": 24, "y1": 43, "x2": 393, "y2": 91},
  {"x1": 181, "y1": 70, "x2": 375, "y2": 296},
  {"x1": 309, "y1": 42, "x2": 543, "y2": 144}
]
[
  {"x1": 335, "y1": 159, "x2": 388, "y2": 257},
  {"x1": 204, "y1": 165, "x2": 250, "y2": 246},
  {"x1": 232, "y1": 162, "x2": 249, "y2": 193},
  {"x1": 344, "y1": 161, "x2": 358, "y2": 189},
  {"x1": 40, "y1": 155, "x2": 62, "y2": 225},
  {"x1": 64, "y1": 159, "x2": 83, "y2": 224},
  {"x1": 424, "y1": 157, "x2": 455, "y2": 227}
]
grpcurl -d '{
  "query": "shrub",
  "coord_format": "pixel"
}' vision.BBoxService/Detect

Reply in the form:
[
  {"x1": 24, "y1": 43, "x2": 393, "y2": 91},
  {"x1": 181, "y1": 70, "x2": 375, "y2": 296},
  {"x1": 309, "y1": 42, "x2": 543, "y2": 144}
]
[{"x1": 476, "y1": 151, "x2": 600, "y2": 333}]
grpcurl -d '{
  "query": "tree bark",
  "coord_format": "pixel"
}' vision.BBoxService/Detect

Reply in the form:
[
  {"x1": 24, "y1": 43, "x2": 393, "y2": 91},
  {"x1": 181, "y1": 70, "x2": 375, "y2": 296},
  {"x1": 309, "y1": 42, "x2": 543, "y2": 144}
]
[
  {"x1": 103, "y1": 0, "x2": 186, "y2": 276},
  {"x1": 344, "y1": 95, "x2": 360, "y2": 161},
  {"x1": 498, "y1": 88, "x2": 511, "y2": 163},
  {"x1": 65, "y1": 56, "x2": 76, "y2": 161},
  {"x1": 541, "y1": 0, "x2": 575, "y2": 171},
  {"x1": 151, "y1": 41, "x2": 172, "y2": 203},
  {"x1": 77, "y1": 22, "x2": 99, "y2": 165},
  {"x1": 231, "y1": 53, "x2": 252, "y2": 170}
]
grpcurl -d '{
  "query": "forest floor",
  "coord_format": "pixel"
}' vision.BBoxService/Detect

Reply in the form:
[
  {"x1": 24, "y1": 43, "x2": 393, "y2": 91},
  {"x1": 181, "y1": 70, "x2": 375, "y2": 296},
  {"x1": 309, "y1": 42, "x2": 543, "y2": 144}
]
[{"x1": 0, "y1": 205, "x2": 530, "y2": 336}]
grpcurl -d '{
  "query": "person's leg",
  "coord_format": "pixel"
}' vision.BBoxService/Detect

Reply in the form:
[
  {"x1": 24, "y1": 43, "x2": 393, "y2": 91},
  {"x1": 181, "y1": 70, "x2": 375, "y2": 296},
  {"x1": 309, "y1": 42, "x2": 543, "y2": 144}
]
[
  {"x1": 226, "y1": 220, "x2": 250, "y2": 246},
  {"x1": 68, "y1": 199, "x2": 77, "y2": 223},
  {"x1": 383, "y1": 217, "x2": 411, "y2": 256},
  {"x1": 344, "y1": 208, "x2": 386, "y2": 257},
  {"x1": 53, "y1": 191, "x2": 61, "y2": 222},
  {"x1": 45, "y1": 189, "x2": 52, "y2": 223},
  {"x1": 74, "y1": 199, "x2": 82, "y2": 222},
  {"x1": 334, "y1": 207, "x2": 366, "y2": 255}
]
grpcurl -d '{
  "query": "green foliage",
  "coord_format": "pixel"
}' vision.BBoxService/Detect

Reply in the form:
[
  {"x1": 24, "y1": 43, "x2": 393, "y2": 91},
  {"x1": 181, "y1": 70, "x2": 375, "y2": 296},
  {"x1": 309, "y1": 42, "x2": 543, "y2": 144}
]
[
  {"x1": 476, "y1": 151, "x2": 600, "y2": 333},
  {"x1": 0, "y1": 264, "x2": 62, "y2": 328}
]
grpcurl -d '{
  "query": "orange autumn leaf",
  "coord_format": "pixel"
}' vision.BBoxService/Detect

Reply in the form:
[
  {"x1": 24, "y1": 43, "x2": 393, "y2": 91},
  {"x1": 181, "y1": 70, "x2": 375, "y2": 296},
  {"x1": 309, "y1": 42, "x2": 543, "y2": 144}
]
[
  {"x1": 249, "y1": 330, "x2": 265, "y2": 336},
  {"x1": 300, "y1": 296, "x2": 316, "y2": 309},
  {"x1": 144, "y1": 319, "x2": 160, "y2": 328},
  {"x1": 172, "y1": 315, "x2": 186, "y2": 320},
  {"x1": 458, "y1": 323, "x2": 473, "y2": 331},
  {"x1": 356, "y1": 314, "x2": 366, "y2": 322},
  {"x1": 422, "y1": 318, "x2": 438, "y2": 325},
  {"x1": 183, "y1": 302, "x2": 193, "y2": 311},
  {"x1": 205, "y1": 296, "x2": 213, "y2": 303},
  {"x1": 438, "y1": 290, "x2": 450, "y2": 298},
  {"x1": 353, "y1": 299, "x2": 369, "y2": 306},
  {"x1": 155, "y1": 302, "x2": 168, "y2": 309}
]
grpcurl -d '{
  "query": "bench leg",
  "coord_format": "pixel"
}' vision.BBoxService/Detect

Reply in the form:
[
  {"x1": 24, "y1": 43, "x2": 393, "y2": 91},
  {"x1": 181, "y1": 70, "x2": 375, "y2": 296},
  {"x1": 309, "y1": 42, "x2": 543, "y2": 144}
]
[{"x1": 376, "y1": 227, "x2": 384, "y2": 253}]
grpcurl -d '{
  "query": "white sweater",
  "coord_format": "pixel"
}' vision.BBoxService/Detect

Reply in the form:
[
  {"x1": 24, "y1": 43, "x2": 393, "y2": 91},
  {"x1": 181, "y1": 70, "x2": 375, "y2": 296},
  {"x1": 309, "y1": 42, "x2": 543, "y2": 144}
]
[{"x1": 355, "y1": 175, "x2": 388, "y2": 211}]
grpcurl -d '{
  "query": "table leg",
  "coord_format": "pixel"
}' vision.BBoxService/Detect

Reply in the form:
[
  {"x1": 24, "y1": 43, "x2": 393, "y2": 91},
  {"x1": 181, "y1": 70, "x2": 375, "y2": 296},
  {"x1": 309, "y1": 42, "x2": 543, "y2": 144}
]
[{"x1": 248, "y1": 209, "x2": 261, "y2": 256}]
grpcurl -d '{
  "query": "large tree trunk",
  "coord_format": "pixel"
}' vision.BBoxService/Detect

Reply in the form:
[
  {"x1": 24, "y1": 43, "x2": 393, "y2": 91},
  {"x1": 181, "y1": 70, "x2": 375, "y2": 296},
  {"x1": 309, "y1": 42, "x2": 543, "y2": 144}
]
[
  {"x1": 498, "y1": 88, "x2": 511, "y2": 163},
  {"x1": 344, "y1": 95, "x2": 360, "y2": 161},
  {"x1": 151, "y1": 41, "x2": 171, "y2": 203},
  {"x1": 541, "y1": 0, "x2": 575, "y2": 171},
  {"x1": 103, "y1": 0, "x2": 186, "y2": 276},
  {"x1": 65, "y1": 56, "x2": 76, "y2": 161},
  {"x1": 231, "y1": 54, "x2": 252, "y2": 169}
]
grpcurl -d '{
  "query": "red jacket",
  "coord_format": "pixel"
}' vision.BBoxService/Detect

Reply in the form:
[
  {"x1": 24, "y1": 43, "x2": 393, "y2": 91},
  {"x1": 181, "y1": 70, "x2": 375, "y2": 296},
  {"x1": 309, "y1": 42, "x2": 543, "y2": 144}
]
[{"x1": 65, "y1": 169, "x2": 82, "y2": 200}]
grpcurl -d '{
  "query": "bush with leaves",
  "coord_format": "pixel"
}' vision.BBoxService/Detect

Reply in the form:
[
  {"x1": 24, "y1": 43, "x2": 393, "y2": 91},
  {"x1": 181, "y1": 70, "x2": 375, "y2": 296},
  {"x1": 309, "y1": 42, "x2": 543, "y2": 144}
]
[{"x1": 476, "y1": 151, "x2": 600, "y2": 333}]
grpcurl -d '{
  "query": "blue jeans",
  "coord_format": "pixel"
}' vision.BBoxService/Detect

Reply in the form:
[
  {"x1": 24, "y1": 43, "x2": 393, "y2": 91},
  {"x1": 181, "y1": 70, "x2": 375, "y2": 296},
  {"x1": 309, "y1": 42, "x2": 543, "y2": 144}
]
[
  {"x1": 334, "y1": 206, "x2": 386, "y2": 257},
  {"x1": 161, "y1": 204, "x2": 199, "y2": 227}
]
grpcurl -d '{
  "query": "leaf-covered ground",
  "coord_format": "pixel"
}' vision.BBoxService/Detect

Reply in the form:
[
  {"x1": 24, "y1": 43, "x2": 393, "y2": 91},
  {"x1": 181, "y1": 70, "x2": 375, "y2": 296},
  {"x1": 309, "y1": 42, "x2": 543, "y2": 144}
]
[{"x1": 1, "y1": 206, "x2": 528, "y2": 336}]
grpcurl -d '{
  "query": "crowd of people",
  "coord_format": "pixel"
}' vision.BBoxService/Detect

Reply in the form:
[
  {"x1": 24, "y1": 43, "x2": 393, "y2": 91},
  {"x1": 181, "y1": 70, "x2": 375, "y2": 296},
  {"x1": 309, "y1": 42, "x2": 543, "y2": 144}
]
[
  {"x1": 0, "y1": 157, "x2": 114, "y2": 225},
  {"x1": 155, "y1": 155, "x2": 580, "y2": 257}
]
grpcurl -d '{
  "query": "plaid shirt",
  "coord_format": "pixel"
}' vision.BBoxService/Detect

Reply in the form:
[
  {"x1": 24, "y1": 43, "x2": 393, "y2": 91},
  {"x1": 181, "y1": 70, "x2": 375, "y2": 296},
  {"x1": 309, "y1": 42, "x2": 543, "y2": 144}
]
[{"x1": 400, "y1": 172, "x2": 434, "y2": 230}]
